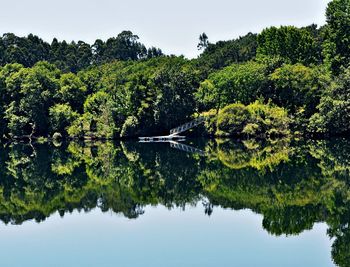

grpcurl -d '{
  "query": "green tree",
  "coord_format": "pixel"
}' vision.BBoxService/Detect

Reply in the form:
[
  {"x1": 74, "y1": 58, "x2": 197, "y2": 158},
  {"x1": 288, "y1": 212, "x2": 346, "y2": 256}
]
[
  {"x1": 58, "y1": 73, "x2": 87, "y2": 112},
  {"x1": 0, "y1": 63, "x2": 25, "y2": 138},
  {"x1": 197, "y1": 33, "x2": 209, "y2": 50},
  {"x1": 309, "y1": 66, "x2": 350, "y2": 135},
  {"x1": 152, "y1": 61, "x2": 199, "y2": 131},
  {"x1": 257, "y1": 26, "x2": 321, "y2": 65},
  {"x1": 3, "y1": 62, "x2": 60, "y2": 138},
  {"x1": 69, "y1": 91, "x2": 117, "y2": 139},
  {"x1": 93, "y1": 31, "x2": 150, "y2": 63},
  {"x1": 49, "y1": 104, "x2": 79, "y2": 136},
  {"x1": 197, "y1": 32, "x2": 257, "y2": 70},
  {"x1": 269, "y1": 64, "x2": 331, "y2": 116},
  {"x1": 323, "y1": 0, "x2": 350, "y2": 74},
  {"x1": 196, "y1": 61, "x2": 268, "y2": 111}
]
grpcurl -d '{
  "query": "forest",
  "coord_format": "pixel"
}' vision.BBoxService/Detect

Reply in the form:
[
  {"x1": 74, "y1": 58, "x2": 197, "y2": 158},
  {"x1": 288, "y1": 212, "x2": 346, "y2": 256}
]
[{"x1": 0, "y1": 0, "x2": 349, "y2": 141}]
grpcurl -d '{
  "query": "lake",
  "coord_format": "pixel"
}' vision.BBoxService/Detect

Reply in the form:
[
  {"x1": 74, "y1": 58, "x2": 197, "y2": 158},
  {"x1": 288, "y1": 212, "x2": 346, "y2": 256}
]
[{"x1": 0, "y1": 138, "x2": 348, "y2": 267}]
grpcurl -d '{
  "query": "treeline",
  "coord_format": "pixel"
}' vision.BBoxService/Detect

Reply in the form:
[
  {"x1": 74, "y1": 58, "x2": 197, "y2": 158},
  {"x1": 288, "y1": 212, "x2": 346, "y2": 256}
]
[
  {"x1": 0, "y1": 57, "x2": 199, "y2": 140},
  {"x1": 0, "y1": 31, "x2": 162, "y2": 73},
  {"x1": 0, "y1": 0, "x2": 350, "y2": 140}
]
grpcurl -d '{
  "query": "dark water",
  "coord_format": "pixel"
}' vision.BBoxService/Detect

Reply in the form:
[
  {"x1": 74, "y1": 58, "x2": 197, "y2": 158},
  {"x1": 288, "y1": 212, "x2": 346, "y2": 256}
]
[{"x1": 0, "y1": 138, "x2": 349, "y2": 267}]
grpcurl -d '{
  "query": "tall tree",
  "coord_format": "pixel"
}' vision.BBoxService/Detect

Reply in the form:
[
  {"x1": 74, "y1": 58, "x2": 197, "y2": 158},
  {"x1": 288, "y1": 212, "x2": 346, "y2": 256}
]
[
  {"x1": 197, "y1": 33, "x2": 209, "y2": 50},
  {"x1": 257, "y1": 26, "x2": 321, "y2": 65},
  {"x1": 323, "y1": 0, "x2": 350, "y2": 74},
  {"x1": 3, "y1": 62, "x2": 60, "y2": 137},
  {"x1": 197, "y1": 33, "x2": 257, "y2": 70},
  {"x1": 309, "y1": 66, "x2": 350, "y2": 135}
]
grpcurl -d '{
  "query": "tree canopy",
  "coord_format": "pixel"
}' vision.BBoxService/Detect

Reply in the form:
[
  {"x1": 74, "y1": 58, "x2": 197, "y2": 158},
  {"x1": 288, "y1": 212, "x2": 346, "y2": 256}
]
[
  {"x1": 0, "y1": 0, "x2": 349, "y2": 140},
  {"x1": 0, "y1": 31, "x2": 163, "y2": 73}
]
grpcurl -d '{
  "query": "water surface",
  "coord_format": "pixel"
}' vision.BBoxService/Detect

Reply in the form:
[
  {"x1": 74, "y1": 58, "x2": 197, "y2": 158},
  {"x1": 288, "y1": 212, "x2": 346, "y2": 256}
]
[{"x1": 0, "y1": 138, "x2": 348, "y2": 266}]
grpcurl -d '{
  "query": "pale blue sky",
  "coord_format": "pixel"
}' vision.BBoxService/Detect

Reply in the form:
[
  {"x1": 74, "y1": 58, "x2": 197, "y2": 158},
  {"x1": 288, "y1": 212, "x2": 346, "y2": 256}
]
[{"x1": 0, "y1": 0, "x2": 331, "y2": 58}]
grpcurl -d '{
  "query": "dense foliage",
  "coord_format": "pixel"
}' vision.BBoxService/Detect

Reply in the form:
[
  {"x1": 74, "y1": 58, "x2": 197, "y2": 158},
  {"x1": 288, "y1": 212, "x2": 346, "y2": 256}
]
[
  {"x1": 0, "y1": 31, "x2": 162, "y2": 73},
  {"x1": 323, "y1": 0, "x2": 350, "y2": 74},
  {"x1": 215, "y1": 101, "x2": 290, "y2": 138},
  {"x1": 196, "y1": 32, "x2": 258, "y2": 71},
  {"x1": 309, "y1": 67, "x2": 350, "y2": 135},
  {"x1": 0, "y1": 0, "x2": 350, "y2": 140},
  {"x1": 196, "y1": 61, "x2": 268, "y2": 111},
  {"x1": 257, "y1": 25, "x2": 322, "y2": 65}
]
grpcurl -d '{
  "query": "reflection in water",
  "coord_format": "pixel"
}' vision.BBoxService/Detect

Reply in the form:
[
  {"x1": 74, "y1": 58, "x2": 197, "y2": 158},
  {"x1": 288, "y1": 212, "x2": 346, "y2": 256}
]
[
  {"x1": 0, "y1": 138, "x2": 349, "y2": 266},
  {"x1": 169, "y1": 141, "x2": 206, "y2": 156}
]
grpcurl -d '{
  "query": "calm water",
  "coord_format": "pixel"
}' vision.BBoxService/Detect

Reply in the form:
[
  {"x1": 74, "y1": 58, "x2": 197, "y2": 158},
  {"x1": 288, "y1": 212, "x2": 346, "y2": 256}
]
[{"x1": 0, "y1": 138, "x2": 349, "y2": 267}]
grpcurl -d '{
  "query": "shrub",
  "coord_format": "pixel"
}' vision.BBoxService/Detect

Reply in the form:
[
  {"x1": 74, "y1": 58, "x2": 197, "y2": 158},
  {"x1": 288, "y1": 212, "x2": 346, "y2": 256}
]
[
  {"x1": 83, "y1": 92, "x2": 117, "y2": 139},
  {"x1": 67, "y1": 113, "x2": 92, "y2": 139},
  {"x1": 120, "y1": 116, "x2": 140, "y2": 138},
  {"x1": 192, "y1": 109, "x2": 219, "y2": 136},
  {"x1": 216, "y1": 101, "x2": 290, "y2": 137},
  {"x1": 49, "y1": 104, "x2": 78, "y2": 136},
  {"x1": 216, "y1": 103, "x2": 251, "y2": 136},
  {"x1": 309, "y1": 66, "x2": 350, "y2": 135}
]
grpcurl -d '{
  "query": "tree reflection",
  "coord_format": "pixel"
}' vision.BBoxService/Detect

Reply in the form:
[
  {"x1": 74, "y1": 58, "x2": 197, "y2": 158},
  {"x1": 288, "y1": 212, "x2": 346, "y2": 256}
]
[{"x1": 0, "y1": 138, "x2": 349, "y2": 266}]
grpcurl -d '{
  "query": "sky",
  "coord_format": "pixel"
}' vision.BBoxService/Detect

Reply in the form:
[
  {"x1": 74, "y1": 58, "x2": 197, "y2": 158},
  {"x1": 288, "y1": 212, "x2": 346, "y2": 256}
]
[{"x1": 0, "y1": 0, "x2": 331, "y2": 58}]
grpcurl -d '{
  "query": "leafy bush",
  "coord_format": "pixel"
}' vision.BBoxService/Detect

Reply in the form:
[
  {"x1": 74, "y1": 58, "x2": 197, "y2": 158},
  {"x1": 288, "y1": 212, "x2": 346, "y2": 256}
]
[
  {"x1": 121, "y1": 116, "x2": 140, "y2": 138},
  {"x1": 200, "y1": 109, "x2": 219, "y2": 136},
  {"x1": 216, "y1": 103, "x2": 251, "y2": 135},
  {"x1": 83, "y1": 92, "x2": 117, "y2": 139},
  {"x1": 216, "y1": 101, "x2": 290, "y2": 138},
  {"x1": 49, "y1": 104, "x2": 78, "y2": 136},
  {"x1": 309, "y1": 66, "x2": 350, "y2": 135},
  {"x1": 67, "y1": 113, "x2": 92, "y2": 139}
]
